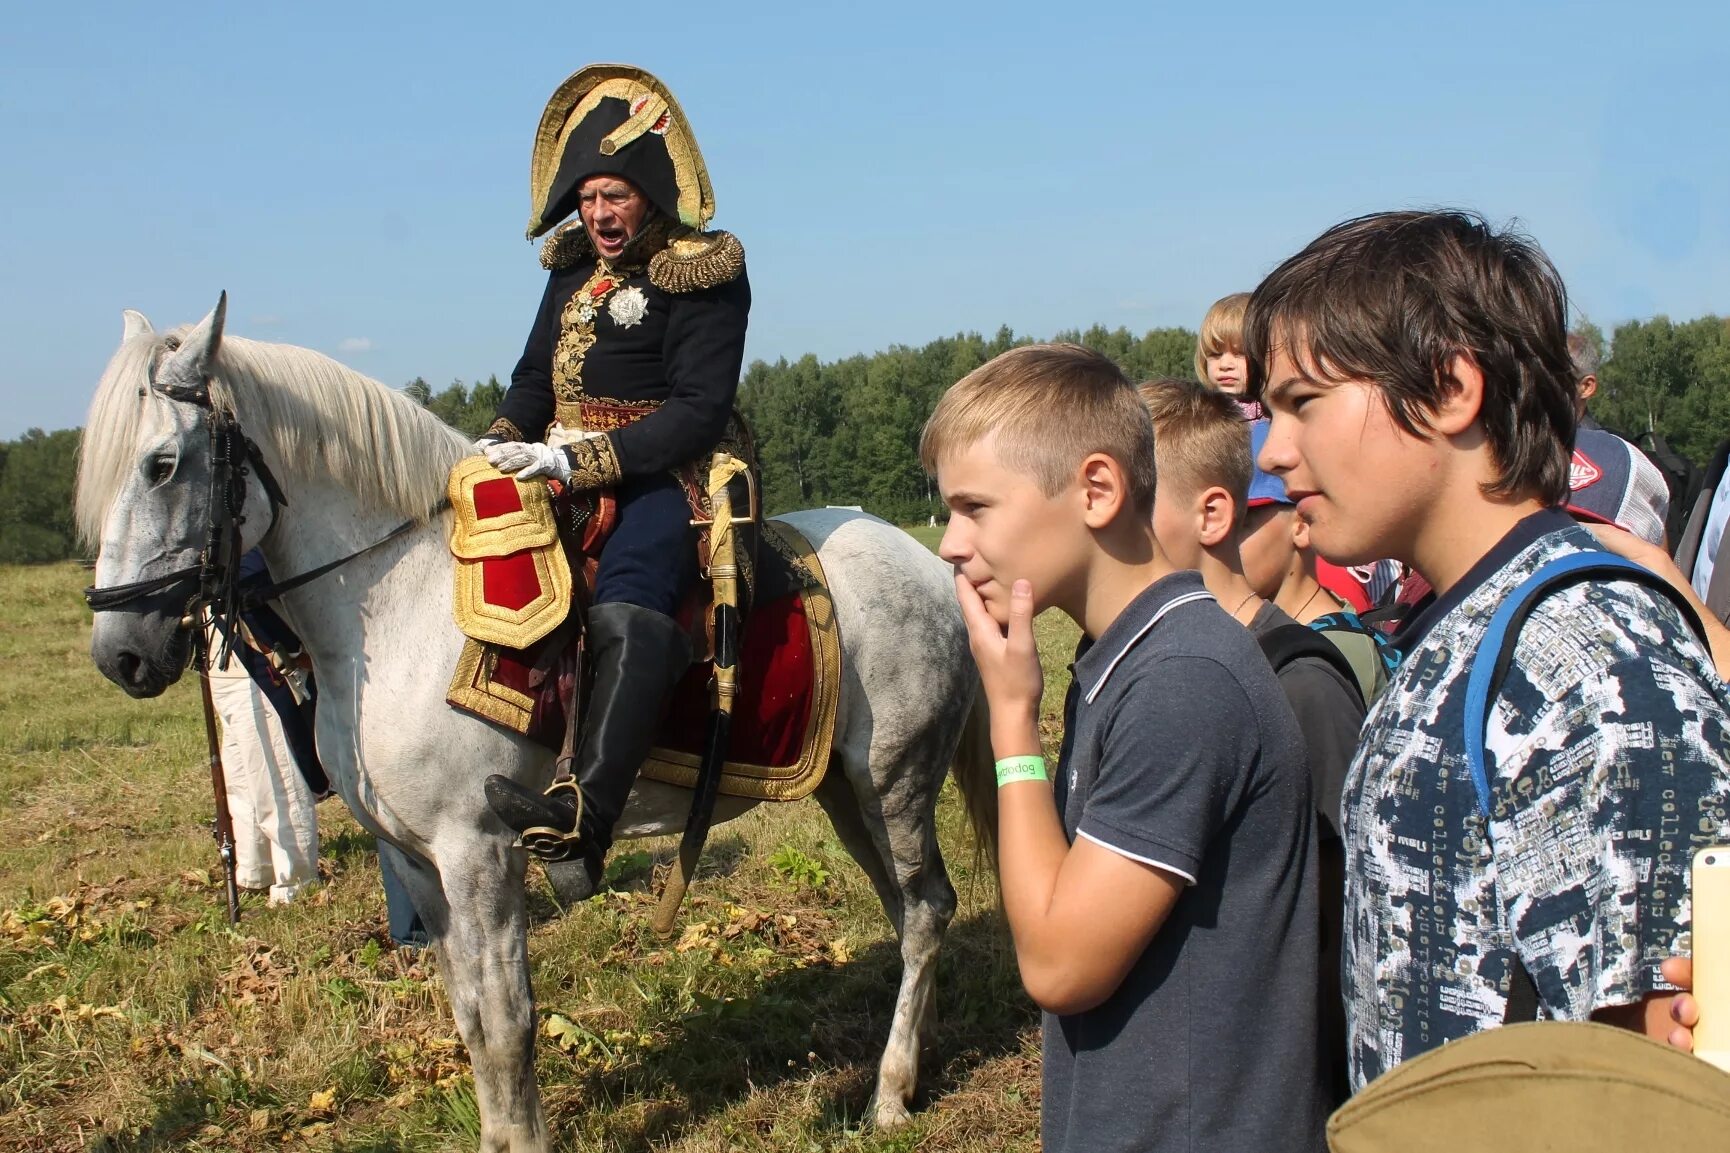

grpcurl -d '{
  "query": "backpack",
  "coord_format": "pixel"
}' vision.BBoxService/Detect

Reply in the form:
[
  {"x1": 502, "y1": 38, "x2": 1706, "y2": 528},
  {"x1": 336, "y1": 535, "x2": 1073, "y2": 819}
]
[
  {"x1": 1459, "y1": 550, "x2": 1707, "y2": 1023},
  {"x1": 1631, "y1": 428, "x2": 1701, "y2": 550},
  {"x1": 1257, "y1": 623, "x2": 1367, "y2": 711},
  {"x1": 1308, "y1": 610, "x2": 1399, "y2": 705}
]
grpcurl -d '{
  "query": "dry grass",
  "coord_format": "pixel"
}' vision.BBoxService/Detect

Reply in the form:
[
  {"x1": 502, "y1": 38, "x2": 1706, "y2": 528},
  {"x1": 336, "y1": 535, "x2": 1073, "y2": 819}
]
[{"x1": 0, "y1": 556, "x2": 1080, "y2": 1151}]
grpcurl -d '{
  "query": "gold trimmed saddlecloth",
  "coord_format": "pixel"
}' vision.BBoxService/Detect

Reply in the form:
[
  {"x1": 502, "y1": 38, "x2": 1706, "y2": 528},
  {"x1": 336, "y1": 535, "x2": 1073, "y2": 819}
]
[
  {"x1": 446, "y1": 456, "x2": 572, "y2": 651},
  {"x1": 445, "y1": 517, "x2": 839, "y2": 804}
]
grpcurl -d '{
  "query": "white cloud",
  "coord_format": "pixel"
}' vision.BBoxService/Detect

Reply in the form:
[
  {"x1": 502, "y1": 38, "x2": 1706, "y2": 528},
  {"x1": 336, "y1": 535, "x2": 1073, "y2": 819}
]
[{"x1": 337, "y1": 337, "x2": 374, "y2": 353}]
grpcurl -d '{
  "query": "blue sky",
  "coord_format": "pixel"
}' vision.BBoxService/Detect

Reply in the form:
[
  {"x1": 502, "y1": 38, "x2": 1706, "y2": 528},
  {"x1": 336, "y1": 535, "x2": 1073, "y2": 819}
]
[{"x1": 3, "y1": 0, "x2": 1727, "y2": 438}]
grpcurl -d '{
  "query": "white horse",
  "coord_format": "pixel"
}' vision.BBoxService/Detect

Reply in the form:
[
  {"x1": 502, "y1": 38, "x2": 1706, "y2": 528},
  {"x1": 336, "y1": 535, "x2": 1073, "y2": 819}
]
[{"x1": 76, "y1": 297, "x2": 993, "y2": 1153}]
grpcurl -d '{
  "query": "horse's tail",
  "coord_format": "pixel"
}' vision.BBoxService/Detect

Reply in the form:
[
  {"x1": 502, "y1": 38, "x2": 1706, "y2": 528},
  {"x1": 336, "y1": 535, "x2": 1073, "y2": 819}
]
[{"x1": 950, "y1": 688, "x2": 999, "y2": 873}]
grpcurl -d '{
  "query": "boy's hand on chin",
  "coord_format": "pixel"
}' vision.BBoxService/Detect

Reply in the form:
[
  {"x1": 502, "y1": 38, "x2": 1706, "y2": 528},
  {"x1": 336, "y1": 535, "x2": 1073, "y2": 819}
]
[{"x1": 955, "y1": 573, "x2": 1044, "y2": 734}]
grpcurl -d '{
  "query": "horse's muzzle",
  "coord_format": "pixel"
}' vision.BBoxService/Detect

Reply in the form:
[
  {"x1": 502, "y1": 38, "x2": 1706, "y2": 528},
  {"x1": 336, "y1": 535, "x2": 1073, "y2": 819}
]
[{"x1": 92, "y1": 616, "x2": 191, "y2": 698}]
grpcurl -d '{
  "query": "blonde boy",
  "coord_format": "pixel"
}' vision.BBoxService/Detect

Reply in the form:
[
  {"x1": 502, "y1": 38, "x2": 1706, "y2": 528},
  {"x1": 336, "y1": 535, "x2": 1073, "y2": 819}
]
[
  {"x1": 923, "y1": 344, "x2": 1326, "y2": 1153},
  {"x1": 1142, "y1": 379, "x2": 1364, "y2": 830}
]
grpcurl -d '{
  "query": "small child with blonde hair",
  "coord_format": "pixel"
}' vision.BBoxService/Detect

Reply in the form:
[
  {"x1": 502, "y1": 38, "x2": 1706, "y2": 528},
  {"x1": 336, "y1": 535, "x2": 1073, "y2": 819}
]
[{"x1": 1195, "y1": 292, "x2": 1253, "y2": 398}]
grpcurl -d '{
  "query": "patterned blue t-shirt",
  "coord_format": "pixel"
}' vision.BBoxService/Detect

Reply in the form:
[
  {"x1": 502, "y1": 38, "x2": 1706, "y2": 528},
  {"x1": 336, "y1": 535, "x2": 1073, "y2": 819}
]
[{"x1": 1343, "y1": 511, "x2": 1730, "y2": 1088}]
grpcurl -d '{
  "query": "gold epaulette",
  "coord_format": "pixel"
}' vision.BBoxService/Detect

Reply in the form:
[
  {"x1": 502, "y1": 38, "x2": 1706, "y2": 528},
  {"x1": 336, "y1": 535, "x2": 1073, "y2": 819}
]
[
  {"x1": 539, "y1": 221, "x2": 593, "y2": 270},
  {"x1": 649, "y1": 230, "x2": 745, "y2": 293}
]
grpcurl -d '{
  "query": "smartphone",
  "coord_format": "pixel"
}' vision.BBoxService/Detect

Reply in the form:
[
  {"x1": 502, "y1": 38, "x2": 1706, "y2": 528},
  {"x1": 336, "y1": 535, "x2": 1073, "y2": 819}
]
[{"x1": 1691, "y1": 846, "x2": 1730, "y2": 1071}]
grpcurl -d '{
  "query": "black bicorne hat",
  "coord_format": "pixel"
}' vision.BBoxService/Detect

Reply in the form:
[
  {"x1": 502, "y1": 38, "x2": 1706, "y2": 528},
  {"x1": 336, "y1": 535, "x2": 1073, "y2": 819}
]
[{"x1": 526, "y1": 64, "x2": 716, "y2": 240}]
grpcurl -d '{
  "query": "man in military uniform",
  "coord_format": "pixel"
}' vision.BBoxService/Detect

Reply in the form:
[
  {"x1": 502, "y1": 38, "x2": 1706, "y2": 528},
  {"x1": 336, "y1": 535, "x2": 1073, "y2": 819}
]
[{"x1": 479, "y1": 64, "x2": 750, "y2": 889}]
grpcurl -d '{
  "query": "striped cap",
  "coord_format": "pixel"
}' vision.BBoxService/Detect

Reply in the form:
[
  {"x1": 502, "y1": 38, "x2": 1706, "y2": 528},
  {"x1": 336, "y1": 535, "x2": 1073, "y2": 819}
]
[{"x1": 1563, "y1": 426, "x2": 1670, "y2": 547}]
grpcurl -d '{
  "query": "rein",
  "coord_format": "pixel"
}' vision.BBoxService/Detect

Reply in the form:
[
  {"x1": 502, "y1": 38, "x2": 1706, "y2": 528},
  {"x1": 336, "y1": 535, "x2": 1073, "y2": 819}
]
[{"x1": 82, "y1": 375, "x2": 434, "y2": 666}]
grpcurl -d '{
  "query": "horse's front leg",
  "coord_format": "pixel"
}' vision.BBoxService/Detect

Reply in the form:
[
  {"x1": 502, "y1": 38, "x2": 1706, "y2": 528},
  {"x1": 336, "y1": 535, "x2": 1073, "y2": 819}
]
[
  {"x1": 815, "y1": 725, "x2": 959, "y2": 1129},
  {"x1": 423, "y1": 827, "x2": 550, "y2": 1153}
]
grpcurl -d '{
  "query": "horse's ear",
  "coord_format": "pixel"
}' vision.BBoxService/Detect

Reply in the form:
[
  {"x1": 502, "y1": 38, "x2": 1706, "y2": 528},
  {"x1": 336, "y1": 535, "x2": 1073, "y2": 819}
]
[
  {"x1": 154, "y1": 292, "x2": 228, "y2": 401},
  {"x1": 185, "y1": 292, "x2": 228, "y2": 370},
  {"x1": 121, "y1": 310, "x2": 154, "y2": 342},
  {"x1": 175, "y1": 292, "x2": 228, "y2": 371}
]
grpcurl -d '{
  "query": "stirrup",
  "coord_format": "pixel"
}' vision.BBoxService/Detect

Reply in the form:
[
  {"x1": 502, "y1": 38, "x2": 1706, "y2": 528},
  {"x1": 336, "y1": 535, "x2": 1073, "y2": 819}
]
[{"x1": 519, "y1": 778, "x2": 584, "y2": 863}]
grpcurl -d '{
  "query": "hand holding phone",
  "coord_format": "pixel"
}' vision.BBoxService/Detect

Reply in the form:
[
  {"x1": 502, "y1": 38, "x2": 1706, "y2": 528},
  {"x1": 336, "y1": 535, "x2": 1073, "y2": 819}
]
[{"x1": 1690, "y1": 847, "x2": 1730, "y2": 1071}]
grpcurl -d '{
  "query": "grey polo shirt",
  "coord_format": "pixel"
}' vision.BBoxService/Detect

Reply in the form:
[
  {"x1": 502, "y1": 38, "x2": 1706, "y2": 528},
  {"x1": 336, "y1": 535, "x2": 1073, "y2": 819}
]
[{"x1": 1043, "y1": 570, "x2": 1327, "y2": 1153}]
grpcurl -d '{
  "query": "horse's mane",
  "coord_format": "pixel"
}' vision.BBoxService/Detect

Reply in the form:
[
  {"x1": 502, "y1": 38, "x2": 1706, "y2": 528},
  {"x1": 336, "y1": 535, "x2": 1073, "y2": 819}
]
[{"x1": 76, "y1": 327, "x2": 469, "y2": 546}]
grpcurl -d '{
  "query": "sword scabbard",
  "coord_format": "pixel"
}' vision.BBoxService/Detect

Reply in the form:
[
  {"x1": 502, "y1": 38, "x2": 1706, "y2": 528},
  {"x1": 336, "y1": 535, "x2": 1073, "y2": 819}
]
[
  {"x1": 652, "y1": 452, "x2": 746, "y2": 937},
  {"x1": 197, "y1": 631, "x2": 243, "y2": 924}
]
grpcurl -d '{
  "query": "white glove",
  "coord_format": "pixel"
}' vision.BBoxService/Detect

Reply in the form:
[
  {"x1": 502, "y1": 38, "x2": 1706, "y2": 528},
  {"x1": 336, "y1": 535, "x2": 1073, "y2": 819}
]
[
  {"x1": 473, "y1": 436, "x2": 501, "y2": 454},
  {"x1": 484, "y1": 439, "x2": 571, "y2": 484}
]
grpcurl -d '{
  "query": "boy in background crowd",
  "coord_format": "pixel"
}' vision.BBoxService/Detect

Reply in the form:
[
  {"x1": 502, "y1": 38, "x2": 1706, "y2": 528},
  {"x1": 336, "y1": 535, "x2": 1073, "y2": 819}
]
[{"x1": 1141, "y1": 376, "x2": 1363, "y2": 1102}]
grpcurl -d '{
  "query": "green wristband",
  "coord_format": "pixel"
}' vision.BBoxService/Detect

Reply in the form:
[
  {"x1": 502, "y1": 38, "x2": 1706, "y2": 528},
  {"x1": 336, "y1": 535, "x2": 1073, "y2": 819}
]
[{"x1": 995, "y1": 755, "x2": 1049, "y2": 787}]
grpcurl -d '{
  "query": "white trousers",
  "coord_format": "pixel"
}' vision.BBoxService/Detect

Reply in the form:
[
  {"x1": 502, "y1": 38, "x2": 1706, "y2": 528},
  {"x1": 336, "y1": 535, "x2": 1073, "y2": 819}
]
[{"x1": 207, "y1": 671, "x2": 320, "y2": 904}]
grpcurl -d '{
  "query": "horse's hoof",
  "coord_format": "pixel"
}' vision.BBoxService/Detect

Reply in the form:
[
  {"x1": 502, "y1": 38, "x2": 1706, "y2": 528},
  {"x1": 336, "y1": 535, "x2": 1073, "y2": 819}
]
[
  {"x1": 872, "y1": 1096, "x2": 913, "y2": 1130},
  {"x1": 543, "y1": 853, "x2": 604, "y2": 906}
]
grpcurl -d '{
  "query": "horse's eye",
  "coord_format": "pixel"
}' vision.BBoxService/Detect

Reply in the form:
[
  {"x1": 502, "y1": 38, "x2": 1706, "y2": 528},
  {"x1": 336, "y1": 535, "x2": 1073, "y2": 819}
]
[{"x1": 147, "y1": 455, "x2": 175, "y2": 484}]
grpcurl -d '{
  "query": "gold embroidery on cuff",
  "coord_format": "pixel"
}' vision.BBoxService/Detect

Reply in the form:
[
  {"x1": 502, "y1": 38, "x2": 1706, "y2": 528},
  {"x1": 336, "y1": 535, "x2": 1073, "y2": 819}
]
[
  {"x1": 564, "y1": 435, "x2": 622, "y2": 490},
  {"x1": 485, "y1": 417, "x2": 526, "y2": 443}
]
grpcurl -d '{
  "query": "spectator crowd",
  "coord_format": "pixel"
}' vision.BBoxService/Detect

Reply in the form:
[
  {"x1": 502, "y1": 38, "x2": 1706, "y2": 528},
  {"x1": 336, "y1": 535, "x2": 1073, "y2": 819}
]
[{"x1": 927, "y1": 209, "x2": 1730, "y2": 1150}]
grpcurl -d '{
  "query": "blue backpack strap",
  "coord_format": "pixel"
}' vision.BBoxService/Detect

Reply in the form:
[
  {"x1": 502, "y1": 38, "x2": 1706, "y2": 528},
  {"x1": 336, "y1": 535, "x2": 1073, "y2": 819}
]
[{"x1": 1461, "y1": 551, "x2": 1708, "y2": 819}]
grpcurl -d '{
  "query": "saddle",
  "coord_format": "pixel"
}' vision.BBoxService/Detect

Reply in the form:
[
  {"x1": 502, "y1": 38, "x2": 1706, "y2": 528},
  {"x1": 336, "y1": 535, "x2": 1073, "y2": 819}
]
[{"x1": 441, "y1": 456, "x2": 840, "y2": 803}]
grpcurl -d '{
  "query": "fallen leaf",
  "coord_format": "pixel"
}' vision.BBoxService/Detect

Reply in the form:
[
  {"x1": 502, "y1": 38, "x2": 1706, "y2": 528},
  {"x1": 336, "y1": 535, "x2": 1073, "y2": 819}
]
[
  {"x1": 308, "y1": 1087, "x2": 336, "y2": 1114},
  {"x1": 543, "y1": 1013, "x2": 583, "y2": 1053},
  {"x1": 674, "y1": 921, "x2": 717, "y2": 953}
]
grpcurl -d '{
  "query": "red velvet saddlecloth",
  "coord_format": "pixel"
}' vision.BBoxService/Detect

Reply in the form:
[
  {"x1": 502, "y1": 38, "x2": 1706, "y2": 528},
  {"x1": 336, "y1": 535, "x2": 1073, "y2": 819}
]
[{"x1": 480, "y1": 591, "x2": 814, "y2": 770}]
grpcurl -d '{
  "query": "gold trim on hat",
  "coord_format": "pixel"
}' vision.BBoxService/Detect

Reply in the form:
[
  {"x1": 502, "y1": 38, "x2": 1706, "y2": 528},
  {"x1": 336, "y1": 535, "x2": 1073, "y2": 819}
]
[{"x1": 527, "y1": 64, "x2": 715, "y2": 238}]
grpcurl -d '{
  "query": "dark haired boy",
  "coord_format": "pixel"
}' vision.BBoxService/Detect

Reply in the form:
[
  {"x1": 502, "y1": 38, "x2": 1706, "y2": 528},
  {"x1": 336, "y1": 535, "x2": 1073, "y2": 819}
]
[
  {"x1": 923, "y1": 344, "x2": 1327, "y2": 1151},
  {"x1": 1247, "y1": 210, "x2": 1730, "y2": 1087}
]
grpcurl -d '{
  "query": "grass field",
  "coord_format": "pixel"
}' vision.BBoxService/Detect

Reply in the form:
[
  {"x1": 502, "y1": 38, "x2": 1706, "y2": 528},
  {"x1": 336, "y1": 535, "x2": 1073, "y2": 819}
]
[{"x1": 0, "y1": 543, "x2": 1081, "y2": 1151}]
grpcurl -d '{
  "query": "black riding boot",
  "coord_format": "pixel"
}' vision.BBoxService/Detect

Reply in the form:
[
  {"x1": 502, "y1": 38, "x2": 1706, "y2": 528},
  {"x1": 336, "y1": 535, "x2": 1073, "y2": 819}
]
[{"x1": 483, "y1": 603, "x2": 691, "y2": 882}]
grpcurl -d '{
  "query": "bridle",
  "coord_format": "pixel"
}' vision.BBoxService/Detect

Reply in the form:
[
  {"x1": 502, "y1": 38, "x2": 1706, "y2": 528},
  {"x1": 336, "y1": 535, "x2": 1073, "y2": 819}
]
[{"x1": 82, "y1": 360, "x2": 427, "y2": 667}]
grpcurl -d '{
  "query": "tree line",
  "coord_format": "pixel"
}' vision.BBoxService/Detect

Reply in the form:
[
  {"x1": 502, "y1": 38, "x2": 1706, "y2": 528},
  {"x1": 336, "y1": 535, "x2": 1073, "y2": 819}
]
[
  {"x1": 1585, "y1": 317, "x2": 1730, "y2": 465},
  {"x1": 740, "y1": 324, "x2": 1197, "y2": 524},
  {"x1": 5, "y1": 316, "x2": 1729, "y2": 563}
]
